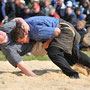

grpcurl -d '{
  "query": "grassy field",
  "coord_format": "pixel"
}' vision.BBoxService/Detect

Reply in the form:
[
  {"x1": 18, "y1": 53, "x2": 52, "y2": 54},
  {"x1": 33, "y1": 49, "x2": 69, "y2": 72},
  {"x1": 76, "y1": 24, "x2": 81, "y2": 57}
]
[
  {"x1": 0, "y1": 51, "x2": 90, "y2": 61},
  {"x1": 0, "y1": 51, "x2": 50, "y2": 61}
]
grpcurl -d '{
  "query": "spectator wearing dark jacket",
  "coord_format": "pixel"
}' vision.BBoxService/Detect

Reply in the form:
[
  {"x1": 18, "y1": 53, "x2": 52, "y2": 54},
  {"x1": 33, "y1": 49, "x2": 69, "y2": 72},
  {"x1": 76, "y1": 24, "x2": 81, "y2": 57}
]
[
  {"x1": 17, "y1": 0, "x2": 26, "y2": 18},
  {"x1": 54, "y1": 0, "x2": 66, "y2": 19},
  {"x1": 42, "y1": 0, "x2": 51, "y2": 16},
  {"x1": 23, "y1": 6, "x2": 31, "y2": 19},
  {"x1": 75, "y1": 7, "x2": 85, "y2": 21},
  {"x1": 75, "y1": 20, "x2": 87, "y2": 49},
  {"x1": 30, "y1": 3, "x2": 45, "y2": 17},
  {"x1": 5, "y1": 0, "x2": 16, "y2": 21},
  {"x1": 0, "y1": 0, "x2": 6, "y2": 22},
  {"x1": 49, "y1": 6, "x2": 60, "y2": 18},
  {"x1": 24, "y1": 0, "x2": 30, "y2": 5},
  {"x1": 65, "y1": 6, "x2": 77, "y2": 26},
  {"x1": 80, "y1": 0, "x2": 90, "y2": 18},
  {"x1": 64, "y1": 0, "x2": 76, "y2": 9},
  {"x1": 85, "y1": 5, "x2": 90, "y2": 28}
]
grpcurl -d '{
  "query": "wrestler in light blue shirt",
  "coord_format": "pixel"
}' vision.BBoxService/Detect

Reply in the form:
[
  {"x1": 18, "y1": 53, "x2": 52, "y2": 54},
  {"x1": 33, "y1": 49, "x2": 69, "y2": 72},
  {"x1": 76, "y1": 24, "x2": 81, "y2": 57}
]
[{"x1": 25, "y1": 16, "x2": 60, "y2": 42}]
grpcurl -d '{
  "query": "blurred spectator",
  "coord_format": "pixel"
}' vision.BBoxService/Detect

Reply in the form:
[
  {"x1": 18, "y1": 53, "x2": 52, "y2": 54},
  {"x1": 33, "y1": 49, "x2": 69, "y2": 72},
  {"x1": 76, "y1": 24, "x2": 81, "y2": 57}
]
[
  {"x1": 55, "y1": 0, "x2": 66, "y2": 19},
  {"x1": 86, "y1": 5, "x2": 90, "y2": 28},
  {"x1": 65, "y1": 7, "x2": 77, "y2": 26},
  {"x1": 28, "y1": 0, "x2": 33, "y2": 9},
  {"x1": 30, "y1": 3, "x2": 45, "y2": 17},
  {"x1": 1, "y1": 0, "x2": 7, "y2": 19},
  {"x1": 80, "y1": 0, "x2": 90, "y2": 18},
  {"x1": 16, "y1": 0, "x2": 20, "y2": 6},
  {"x1": 24, "y1": 0, "x2": 30, "y2": 5},
  {"x1": 78, "y1": 0, "x2": 84, "y2": 6},
  {"x1": 33, "y1": 0, "x2": 39, "y2": 5},
  {"x1": 14, "y1": 0, "x2": 26, "y2": 18},
  {"x1": 66, "y1": 1, "x2": 73, "y2": 8},
  {"x1": 20, "y1": 0, "x2": 26, "y2": 8},
  {"x1": 75, "y1": 7, "x2": 85, "y2": 21},
  {"x1": 0, "y1": 0, "x2": 7, "y2": 23},
  {"x1": 39, "y1": 0, "x2": 45, "y2": 10},
  {"x1": 51, "y1": 0, "x2": 56, "y2": 6},
  {"x1": 5, "y1": 0, "x2": 17, "y2": 21},
  {"x1": 0, "y1": 1, "x2": 3, "y2": 26},
  {"x1": 75, "y1": 20, "x2": 87, "y2": 49},
  {"x1": 23, "y1": 6, "x2": 31, "y2": 19},
  {"x1": 43, "y1": 0, "x2": 52, "y2": 16},
  {"x1": 65, "y1": 0, "x2": 76, "y2": 9},
  {"x1": 69, "y1": 0, "x2": 76, "y2": 8},
  {"x1": 49, "y1": 6, "x2": 60, "y2": 18},
  {"x1": 82, "y1": 27, "x2": 90, "y2": 50},
  {"x1": 81, "y1": 0, "x2": 89, "y2": 6}
]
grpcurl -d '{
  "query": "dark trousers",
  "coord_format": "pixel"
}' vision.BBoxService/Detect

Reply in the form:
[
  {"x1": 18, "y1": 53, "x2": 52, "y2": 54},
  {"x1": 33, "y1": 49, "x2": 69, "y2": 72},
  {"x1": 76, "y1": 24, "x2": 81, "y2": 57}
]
[{"x1": 46, "y1": 47, "x2": 90, "y2": 77}]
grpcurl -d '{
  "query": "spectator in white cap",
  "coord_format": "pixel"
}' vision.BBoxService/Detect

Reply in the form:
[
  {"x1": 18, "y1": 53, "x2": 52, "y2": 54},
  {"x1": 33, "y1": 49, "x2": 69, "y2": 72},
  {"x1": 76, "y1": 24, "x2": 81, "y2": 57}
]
[
  {"x1": 20, "y1": 0, "x2": 26, "y2": 8},
  {"x1": 24, "y1": 0, "x2": 30, "y2": 5},
  {"x1": 66, "y1": 1, "x2": 72, "y2": 7},
  {"x1": 65, "y1": 0, "x2": 76, "y2": 9}
]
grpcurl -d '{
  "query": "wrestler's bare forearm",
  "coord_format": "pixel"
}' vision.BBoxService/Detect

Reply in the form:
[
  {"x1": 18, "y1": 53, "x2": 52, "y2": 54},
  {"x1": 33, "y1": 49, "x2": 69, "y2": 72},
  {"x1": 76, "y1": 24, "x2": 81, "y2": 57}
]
[{"x1": 17, "y1": 61, "x2": 37, "y2": 77}]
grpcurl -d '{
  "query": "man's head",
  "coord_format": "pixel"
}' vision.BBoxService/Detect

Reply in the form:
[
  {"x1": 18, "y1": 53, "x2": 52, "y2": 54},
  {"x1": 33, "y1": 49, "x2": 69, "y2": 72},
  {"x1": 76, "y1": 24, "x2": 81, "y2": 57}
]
[
  {"x1": 45, "y1": 0, "x2": 50, "y2": 7},
  {"x1": 24, "y1": 6, "x2": 30, "y2": 14},
  {"x1": 75, "y1": 7, "x2": 81, "y2": 15},
  {"x1": 10, "y1": 25, "x2": 29, "y2": 44},
  {"x1": 76, "y1": 20, "x2": 86, "y2": 30},
  {"x1": 33, "y1": 3, "x2": 40, "y2": 13},
  {"x1": 0, "y1": 31, "x2": 8, "y2": 44},
  {"x1": 66, "y1": 7, "x2": 72, "y2": 15},
  {"x1": 49, "y1": 7, "x2": 56, "y2": 16},
  {"x1": 56, "y1": 0, "x2": 64, "y2": 5}
]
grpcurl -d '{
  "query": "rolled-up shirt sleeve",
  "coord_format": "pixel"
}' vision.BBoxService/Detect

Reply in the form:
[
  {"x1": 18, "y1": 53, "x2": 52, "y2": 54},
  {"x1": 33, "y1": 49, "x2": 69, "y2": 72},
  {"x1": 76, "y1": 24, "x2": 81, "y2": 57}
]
[{"x1": 1, "y1": 46, "x2": 22, "y2": 68}]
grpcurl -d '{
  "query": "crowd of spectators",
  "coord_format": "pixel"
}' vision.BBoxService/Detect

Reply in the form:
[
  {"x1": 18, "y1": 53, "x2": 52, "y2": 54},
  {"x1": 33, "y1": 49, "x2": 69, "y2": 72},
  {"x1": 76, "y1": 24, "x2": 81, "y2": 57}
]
[{"x1": 0, "y1": 0, "x2": 90, "y2": 50}]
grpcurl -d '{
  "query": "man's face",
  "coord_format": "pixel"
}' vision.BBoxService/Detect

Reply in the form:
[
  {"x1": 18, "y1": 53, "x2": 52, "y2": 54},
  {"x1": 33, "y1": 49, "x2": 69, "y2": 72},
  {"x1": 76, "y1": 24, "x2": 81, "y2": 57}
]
[
  {"x1": 66, "y1": 8, "x2": 72, "y2": 15},
  {"x1": 49, "y1": 9, "x2": 55, "y2": 15},
  {"x1": 45, "y1": 0, "x2": 50, "y2": 7},
  {"x1": 56, "y1": 0, "x2": 63, "y2": 5},
  {"x1": 0, "y1": 31, "x2": 8, "y2": 44},
  {"x1": 77, "y1": 23, "x2": 83, "y2": 30},
  {"x1": 17, "y1": 33, "x2": 29, "y2": 44},
  {"x1": 76, "y1": 10, "x2": 81, "y2": 15},
  {"x1": 34, "y1": 8, "x2": 40, "y2": 13}
]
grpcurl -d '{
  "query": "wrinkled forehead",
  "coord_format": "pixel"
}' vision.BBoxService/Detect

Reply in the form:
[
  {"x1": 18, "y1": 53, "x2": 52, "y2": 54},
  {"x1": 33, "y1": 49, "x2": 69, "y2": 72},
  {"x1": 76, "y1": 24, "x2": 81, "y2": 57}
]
[{"x1": 0, "y1": 30, "x2": 6, "y2": 34}]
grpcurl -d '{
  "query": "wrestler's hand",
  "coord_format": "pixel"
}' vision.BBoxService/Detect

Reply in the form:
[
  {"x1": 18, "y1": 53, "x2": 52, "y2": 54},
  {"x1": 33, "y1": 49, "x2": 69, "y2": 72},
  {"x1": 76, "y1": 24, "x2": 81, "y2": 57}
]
[
  {"x1": 42, "y1": 42, "x2": 49, "y2": 49},
  {"x1": 29, "y1": 71, "x2": 37, "y2": 77},
  {"x1": 42, "y1": 38, "x2": 53, "y2": 49},
  {"x1": 13, "y1": 18, "x2": 30, "y2": 34},
  {"x1": 21, "y1": 22, "x2": 30, "y2": 34},
  {"x1": 17, "y1": 61, "x2": 37, "y2": 77}
]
